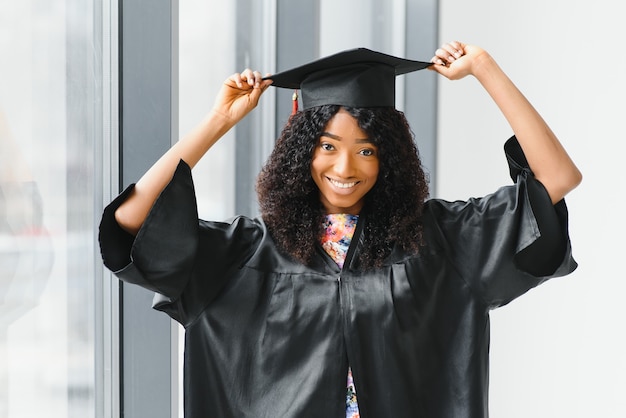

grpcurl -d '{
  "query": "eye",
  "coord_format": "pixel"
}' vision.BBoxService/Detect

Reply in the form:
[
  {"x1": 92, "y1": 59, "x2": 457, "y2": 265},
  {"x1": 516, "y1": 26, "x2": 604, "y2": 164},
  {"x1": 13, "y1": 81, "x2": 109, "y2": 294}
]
[
  {"x1": 320, "y1": 143, "x2": 335, "y2": 151},
  {"x1": 359, "y1": 148, "x2": 376, "y2": 157}
]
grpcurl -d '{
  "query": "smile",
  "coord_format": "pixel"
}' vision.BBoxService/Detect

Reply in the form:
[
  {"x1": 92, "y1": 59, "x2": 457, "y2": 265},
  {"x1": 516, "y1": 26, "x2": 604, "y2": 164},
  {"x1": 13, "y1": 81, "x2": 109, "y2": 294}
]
[{"x1": 328, "y1": 178, "x2": 359, "y2": 189}]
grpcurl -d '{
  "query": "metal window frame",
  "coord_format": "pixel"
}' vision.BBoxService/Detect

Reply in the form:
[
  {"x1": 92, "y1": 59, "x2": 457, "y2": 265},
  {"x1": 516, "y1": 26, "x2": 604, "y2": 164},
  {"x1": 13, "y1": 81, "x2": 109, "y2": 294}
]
[
  {"x1": 116, "y1": 0, "x2": 179, "y2": 417},
  {"x1": 97, "y1": 3, "x2": 121, "y2": 417},
  {"x1": 405, "y1": 0, "x2": 439, "y2": 187}
]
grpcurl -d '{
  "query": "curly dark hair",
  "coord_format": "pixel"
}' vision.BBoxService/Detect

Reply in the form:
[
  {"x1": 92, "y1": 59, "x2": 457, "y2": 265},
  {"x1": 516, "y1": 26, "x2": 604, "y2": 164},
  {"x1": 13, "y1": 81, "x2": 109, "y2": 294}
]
[{"x1": 256, "y1": 105, "x2": 429, "y2": 269}]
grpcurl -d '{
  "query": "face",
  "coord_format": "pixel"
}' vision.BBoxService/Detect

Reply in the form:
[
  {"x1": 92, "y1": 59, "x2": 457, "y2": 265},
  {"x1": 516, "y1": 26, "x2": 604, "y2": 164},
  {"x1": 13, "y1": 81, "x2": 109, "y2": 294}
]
[{"x1": 311, "y1": 109, "x2": 379, "y2": 214}]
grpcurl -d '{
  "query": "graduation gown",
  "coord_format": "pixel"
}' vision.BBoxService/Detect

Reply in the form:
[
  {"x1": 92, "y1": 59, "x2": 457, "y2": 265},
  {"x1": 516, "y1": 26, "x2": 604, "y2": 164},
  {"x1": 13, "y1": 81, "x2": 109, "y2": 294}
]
[{"x1": 99, "y1": 136, "x2": 577, "y2": 418}]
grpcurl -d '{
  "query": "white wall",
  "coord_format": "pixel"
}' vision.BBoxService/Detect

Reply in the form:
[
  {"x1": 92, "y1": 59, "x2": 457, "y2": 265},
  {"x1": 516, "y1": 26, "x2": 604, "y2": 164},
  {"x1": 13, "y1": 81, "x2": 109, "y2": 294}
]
[{"x1": 437, "y1": 1, "x2": 626, "y2": 416}]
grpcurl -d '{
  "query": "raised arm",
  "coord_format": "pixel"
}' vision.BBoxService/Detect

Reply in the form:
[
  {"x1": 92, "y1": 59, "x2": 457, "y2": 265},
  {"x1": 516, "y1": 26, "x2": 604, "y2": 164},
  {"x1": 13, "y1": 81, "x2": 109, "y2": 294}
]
[
  {"x1": 430, "y1": 41, "x2": 582, "y2": 203},
  {"x1": 115, "y1": 70, "x2": 272, "y2": 235}
]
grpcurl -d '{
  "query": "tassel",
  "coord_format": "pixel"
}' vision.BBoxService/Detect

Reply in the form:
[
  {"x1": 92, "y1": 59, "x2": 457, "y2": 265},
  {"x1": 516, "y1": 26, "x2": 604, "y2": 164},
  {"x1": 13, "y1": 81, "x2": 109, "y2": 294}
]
[{"x1": 292, "y1": 90, "x2": 299, "y2": 115}]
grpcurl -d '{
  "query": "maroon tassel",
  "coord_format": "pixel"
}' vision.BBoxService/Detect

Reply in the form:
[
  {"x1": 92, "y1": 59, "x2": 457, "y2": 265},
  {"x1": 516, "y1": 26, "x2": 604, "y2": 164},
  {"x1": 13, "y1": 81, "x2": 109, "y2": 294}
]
[{"x1": 292, "y1": 90, "x2": 299, "y2": 115}]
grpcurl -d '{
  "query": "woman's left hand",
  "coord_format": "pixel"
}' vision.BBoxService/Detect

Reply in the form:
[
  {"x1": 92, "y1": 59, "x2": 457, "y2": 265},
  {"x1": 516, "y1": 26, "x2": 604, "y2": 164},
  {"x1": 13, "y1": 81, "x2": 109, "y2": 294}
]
[
  {"x1": 429, "y1": 40, "x2": 582, "y2": 203},
  {"x1": 429, "y1": 41, "x2": 490, "y2": 80}
]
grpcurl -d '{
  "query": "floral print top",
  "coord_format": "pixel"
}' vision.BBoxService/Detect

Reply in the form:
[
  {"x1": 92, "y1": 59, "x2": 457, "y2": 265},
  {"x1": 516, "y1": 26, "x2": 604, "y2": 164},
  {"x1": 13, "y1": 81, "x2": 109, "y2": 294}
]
[{"x1": 320, "y1": 214, "x2": 360, "y2": 418}]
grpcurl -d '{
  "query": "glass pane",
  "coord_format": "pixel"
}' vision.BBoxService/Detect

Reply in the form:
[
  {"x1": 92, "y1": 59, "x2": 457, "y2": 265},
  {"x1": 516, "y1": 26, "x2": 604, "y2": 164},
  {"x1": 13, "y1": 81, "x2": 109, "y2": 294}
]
[
  {"x1": 178, "y1": 2, "x2": 237, "y2": 416},
  {"x1": 177, "y1": 2, "x2": 237, "y2": 416},
  {"x1": 0, "y1": 1, "x2": 99, "y2": 417},
  {"x1": 319, "y1": 0, "x2": 405, "y2": 55},
  {"x1": 179, "y1": 0, "x2": 237, "y2": 221}
]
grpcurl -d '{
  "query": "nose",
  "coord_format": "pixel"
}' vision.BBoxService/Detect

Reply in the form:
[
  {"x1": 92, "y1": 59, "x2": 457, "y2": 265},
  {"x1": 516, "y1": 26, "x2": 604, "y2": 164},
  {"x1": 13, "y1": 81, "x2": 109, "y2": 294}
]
[{"x1": 333, "y1": 151, "x2": 356, "y2": 178}]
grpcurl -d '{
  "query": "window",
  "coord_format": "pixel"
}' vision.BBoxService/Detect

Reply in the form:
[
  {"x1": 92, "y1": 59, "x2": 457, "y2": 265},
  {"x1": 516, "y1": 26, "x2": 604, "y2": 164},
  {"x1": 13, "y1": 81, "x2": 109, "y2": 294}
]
[{"x1": 0, "y1": 1, "x2": 105, "y2": 417}]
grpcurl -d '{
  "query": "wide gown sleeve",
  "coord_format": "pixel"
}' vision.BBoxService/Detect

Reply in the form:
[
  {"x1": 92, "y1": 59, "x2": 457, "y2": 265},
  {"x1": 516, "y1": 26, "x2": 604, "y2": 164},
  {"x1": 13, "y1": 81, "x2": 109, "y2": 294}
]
[
  {"x1": 98, "y1": 161, "x2": 200, "y2": 299},
  {"x1": 425, "y1": 136, "x2": 577, "y2": 309},
  {"x1": 99, "y1": 160, "x2": 264, "y2": 325}
]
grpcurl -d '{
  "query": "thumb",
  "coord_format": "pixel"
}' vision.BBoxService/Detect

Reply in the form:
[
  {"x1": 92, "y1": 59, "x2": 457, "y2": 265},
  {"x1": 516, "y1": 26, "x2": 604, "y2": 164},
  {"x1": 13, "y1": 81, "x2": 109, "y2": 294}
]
[
  {"x1": 428, "y1": 62, "x2": 452, "y2": 78},
  {"x1": 248, "y1": 79, "x2": 273, "y2": 105}
]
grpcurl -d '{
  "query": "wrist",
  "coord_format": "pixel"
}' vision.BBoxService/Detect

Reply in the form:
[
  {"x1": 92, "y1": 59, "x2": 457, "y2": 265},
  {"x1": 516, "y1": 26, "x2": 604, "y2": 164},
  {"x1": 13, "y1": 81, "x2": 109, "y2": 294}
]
[
  {"x1": 206, "y1": 108, "x2": 238, "y2": 132},
  {"x1": 471, "y1": 51, "x2": 497, "y2": 78},
  {"x1": 208, "y1": 107, "x2": 233, "y2": 123}
]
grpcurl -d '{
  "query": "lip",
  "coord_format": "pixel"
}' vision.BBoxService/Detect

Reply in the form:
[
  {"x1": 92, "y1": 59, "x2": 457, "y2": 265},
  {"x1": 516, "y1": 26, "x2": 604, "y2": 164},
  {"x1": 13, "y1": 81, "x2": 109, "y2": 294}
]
[{"x1": 326, "y1": 177, "x2": 360, "y2": 194}]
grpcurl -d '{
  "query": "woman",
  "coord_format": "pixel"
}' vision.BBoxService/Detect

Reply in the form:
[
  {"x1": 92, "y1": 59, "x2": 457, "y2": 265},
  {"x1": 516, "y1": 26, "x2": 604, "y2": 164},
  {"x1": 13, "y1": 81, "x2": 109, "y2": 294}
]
[{"x1": 100, "y1": 41, "x2": 581, "y2": 417}]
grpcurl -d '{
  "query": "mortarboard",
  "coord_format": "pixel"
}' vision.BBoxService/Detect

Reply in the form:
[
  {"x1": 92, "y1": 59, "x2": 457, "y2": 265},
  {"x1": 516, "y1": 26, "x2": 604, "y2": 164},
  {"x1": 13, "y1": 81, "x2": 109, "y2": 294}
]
[{"x1": 266, "y1": 48, "x2": 432, "y2": 110}]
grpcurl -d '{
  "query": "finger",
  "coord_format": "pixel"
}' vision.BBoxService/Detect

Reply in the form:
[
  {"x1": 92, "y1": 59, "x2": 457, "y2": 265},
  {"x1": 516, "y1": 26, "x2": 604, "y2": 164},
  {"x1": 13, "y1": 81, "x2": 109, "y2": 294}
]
[
  {"x1": 439, "y1": 43, "x2": 460, "y2": 63},
  {"x1": 229, "y1": 72, "x2": 244, "y2": 88},
  {"x1": 252, "y1": 71, "x2": 263, "y2": 88},
  {"x1": 434, "y1": 47, "x2": 455, "y2": 65},
  {"x1": 240, "y1": 68, "x2": 256, "y2": 86},
  {"x1": 440, "y1": 41, "x2": 466, "y2": 64},
  {"x1": 260, "y1": 78, "x2": 273, "y2": 92},
  {"x1": 449, "y1": 41, "x2": 465, "y2": 55},
  {"x1": 427, "y1": 61, "x2": 451, "y2": 75},
  {"x1": 448, "y1": 41, "x2": 467, "y2": 61},
  {"x1": 430, "y1": 54, "x2": 447, "y2": 66},
  {"x1": 242, "y1": 69, "x2": 267, "y2": 88},
  {"x1": 261, "y1": 73, "x2": 273, "y2": 89},
  {"x1": 249, "y1": 80, "x2": 273, "y2": 103}
]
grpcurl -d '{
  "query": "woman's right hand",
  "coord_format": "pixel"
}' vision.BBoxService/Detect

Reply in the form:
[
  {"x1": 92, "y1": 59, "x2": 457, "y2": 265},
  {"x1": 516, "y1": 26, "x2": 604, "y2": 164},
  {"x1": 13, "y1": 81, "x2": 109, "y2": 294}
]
[
  {"x1": 212, "y1": 69, "x2": 273, "y2": 123},
  {"x1": 114, "y1": 69, "x2": 272, "y2": 236}
]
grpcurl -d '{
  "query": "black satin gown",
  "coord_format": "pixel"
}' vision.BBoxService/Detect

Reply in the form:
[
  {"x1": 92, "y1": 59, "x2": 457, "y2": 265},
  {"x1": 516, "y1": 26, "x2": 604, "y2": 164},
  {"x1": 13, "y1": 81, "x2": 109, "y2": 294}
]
[{"x1": 99, "y1": 136, "x2": 577, "y2": 418}]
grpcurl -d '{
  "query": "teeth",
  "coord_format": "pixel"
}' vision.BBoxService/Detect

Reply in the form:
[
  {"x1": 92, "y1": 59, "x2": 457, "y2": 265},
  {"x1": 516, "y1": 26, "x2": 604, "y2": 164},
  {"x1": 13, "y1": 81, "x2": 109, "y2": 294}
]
[{"x1": 329, "y1": 178, "x2": 357, "y2": 189}]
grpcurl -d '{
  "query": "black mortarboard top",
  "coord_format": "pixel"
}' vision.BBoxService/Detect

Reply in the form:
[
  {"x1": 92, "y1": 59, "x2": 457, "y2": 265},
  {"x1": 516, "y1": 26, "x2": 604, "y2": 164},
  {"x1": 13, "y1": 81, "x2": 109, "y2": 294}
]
[{"x1": 266, "y1": 48, "x2": 432, "y2": 110}]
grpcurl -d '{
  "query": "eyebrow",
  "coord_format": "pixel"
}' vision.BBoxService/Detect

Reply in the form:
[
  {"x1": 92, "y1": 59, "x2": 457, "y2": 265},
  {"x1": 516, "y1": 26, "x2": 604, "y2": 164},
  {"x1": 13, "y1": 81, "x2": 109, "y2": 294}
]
[{"x1": 320, "y1": 132, "x2": 373, "y2": 144}]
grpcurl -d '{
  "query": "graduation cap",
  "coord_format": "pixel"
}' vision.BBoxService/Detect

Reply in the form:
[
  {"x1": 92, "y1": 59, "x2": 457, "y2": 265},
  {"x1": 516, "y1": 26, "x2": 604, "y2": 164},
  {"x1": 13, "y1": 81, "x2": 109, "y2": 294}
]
[{"x1": 266, "y1": 48, "x2": 432, "y2": 110}]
